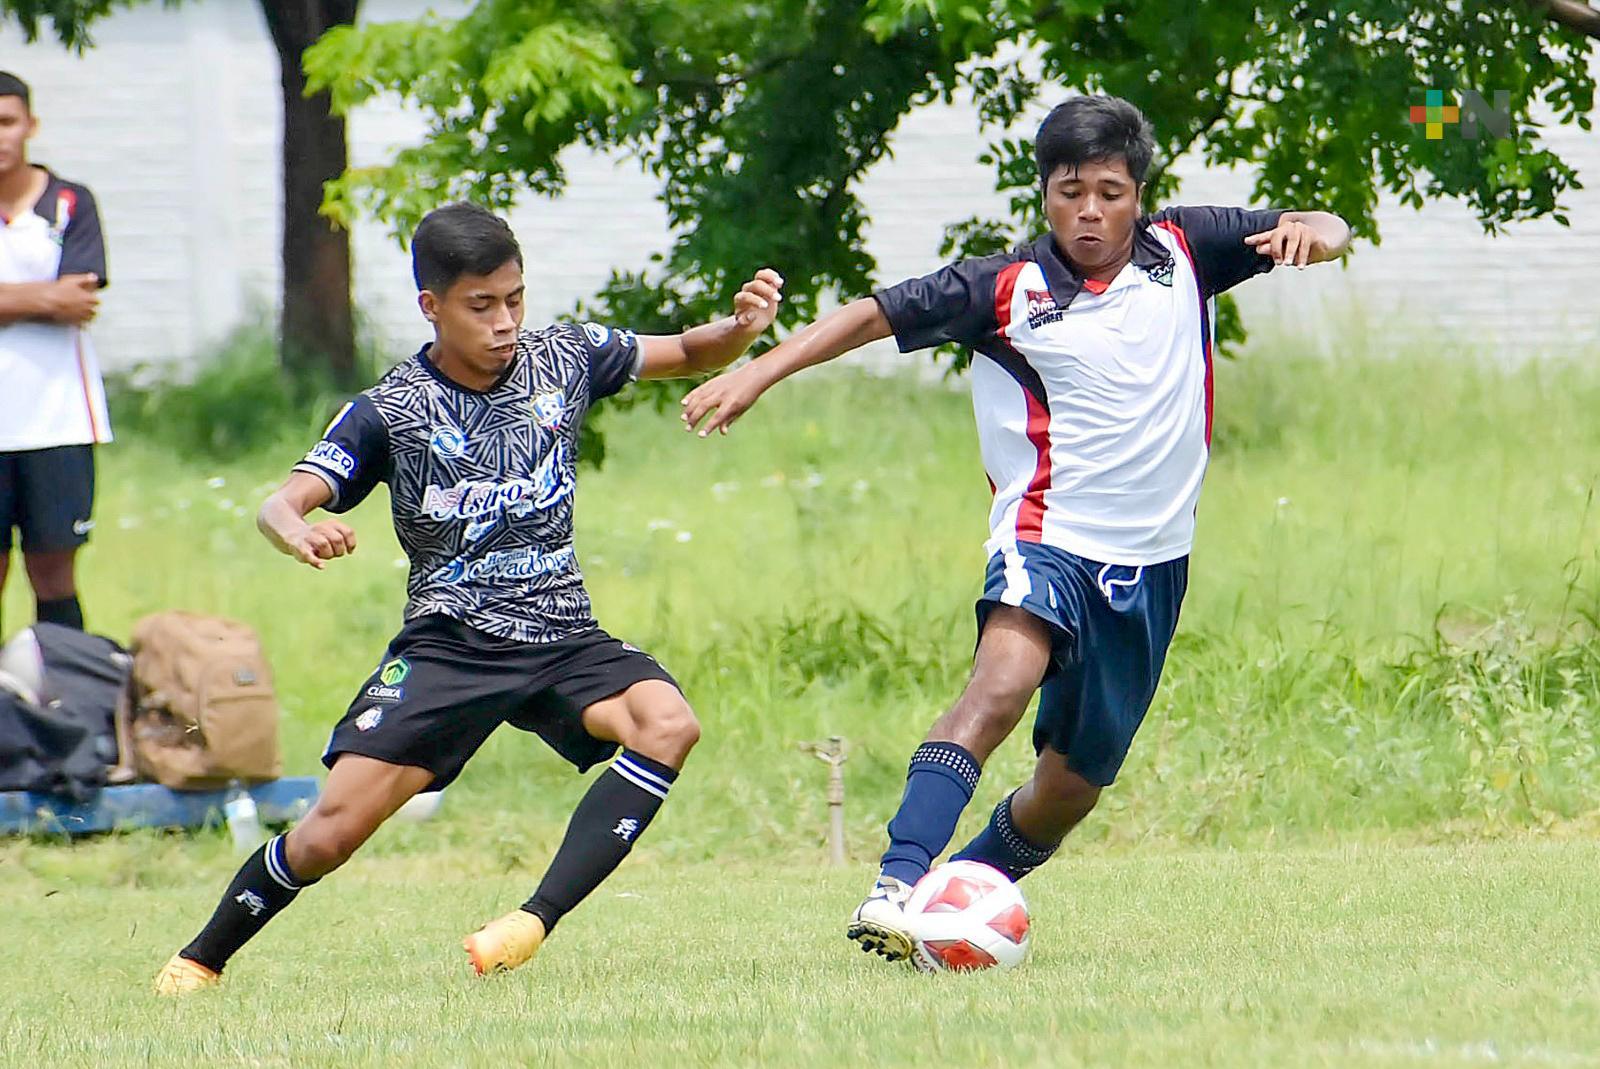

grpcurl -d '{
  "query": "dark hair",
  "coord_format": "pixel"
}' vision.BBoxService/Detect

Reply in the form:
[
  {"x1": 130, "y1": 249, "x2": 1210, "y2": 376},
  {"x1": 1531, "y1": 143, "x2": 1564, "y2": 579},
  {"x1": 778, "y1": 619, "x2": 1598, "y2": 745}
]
[
  {"x1": 411, "y1": 202, "x2": 523, "y2": 293},
  {"x1": 1034, "y1": 95, "x2": 1155, "y2": 186},
  {"x1": 0, "y1": 71, "x2": 31, "y2": 111}
]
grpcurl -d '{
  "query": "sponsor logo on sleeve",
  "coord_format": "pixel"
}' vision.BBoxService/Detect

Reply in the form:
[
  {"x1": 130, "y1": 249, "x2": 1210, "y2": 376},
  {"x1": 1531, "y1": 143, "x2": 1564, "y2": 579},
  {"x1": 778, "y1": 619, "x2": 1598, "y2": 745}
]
[
  {"x1": 582, "y1": 322, "x2": 611, "y2": 348},
  {"x1": 306, "y1": 440, "x2": 356, "y2": 479},
  {"x1": 355, "y1": 706, "x2": 384, "y2": 732}
]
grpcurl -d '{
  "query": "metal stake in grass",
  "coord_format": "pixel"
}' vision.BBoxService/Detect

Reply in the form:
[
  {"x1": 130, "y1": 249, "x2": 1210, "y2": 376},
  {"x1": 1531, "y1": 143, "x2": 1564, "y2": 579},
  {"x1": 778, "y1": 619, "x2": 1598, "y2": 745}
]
[{"x1": 801, "y1": 736, "x2": 848, "y2": 866}]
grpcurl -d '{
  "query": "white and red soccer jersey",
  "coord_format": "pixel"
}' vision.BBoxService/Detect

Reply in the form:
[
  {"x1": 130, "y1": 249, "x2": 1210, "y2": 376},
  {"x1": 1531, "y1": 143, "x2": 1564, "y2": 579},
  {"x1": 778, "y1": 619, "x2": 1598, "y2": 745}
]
[
  {"x1": 873, "y1": 206, "x2": 1283, "y2": 566},
  {"x1": 0, "y1": 168, "x2": 111, "y2": 451}
]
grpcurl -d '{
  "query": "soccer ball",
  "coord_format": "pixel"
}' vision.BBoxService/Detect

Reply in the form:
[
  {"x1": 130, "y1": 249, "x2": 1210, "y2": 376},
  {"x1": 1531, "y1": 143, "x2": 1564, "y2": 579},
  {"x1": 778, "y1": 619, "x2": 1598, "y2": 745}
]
[
  {"x1": 903, "y1": 860, "x2": 1031, "y2": 972},
  {"x1": 394, "y1": 789, "x2": 445, "y2": 823}
]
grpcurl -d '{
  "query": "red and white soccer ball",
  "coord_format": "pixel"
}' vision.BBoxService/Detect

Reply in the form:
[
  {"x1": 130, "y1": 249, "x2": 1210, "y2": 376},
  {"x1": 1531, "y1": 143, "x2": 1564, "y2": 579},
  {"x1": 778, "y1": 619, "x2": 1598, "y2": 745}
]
[{"x1": 903, "y1": 860, "x2": 1031, "y2": 972}]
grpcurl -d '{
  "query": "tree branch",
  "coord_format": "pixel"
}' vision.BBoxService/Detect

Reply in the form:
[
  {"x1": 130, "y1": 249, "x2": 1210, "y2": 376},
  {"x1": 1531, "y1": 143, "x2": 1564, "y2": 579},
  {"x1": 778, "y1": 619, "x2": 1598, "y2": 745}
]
[
  {"x1": 1530, "y1": 0, "x2": 1600, "y2": 39},
  {"x1": 1143, "y1": 85, "x2": 1234, "y2": 200}
]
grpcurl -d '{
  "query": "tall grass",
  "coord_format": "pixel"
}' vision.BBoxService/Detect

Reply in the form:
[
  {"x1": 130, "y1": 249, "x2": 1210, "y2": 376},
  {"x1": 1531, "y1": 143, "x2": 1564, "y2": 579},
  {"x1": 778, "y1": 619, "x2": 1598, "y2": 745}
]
[{"x1": 16, "y1": 334, "x2": 1600, "y2": 857}]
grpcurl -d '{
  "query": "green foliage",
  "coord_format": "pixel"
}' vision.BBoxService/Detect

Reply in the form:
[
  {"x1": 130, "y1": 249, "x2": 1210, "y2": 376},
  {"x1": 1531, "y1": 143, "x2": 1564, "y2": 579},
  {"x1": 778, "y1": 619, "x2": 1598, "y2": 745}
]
[
  {"x1": 103, "y1": 322, "x2": 382, "y2": 461},
  {"x1": 304, "y1": 1, "x2": 641, "y2": 238},
  {"x1": 0, "y1": 0, "x2": 181, "y2": 51},
  {"x1": 306, "y1": 0, "x2": 1592, "y2": 362},
  {"x1": 306, "y1": 0, "x2": 968, "y2": 339},
  {"x1": 27, "y1": 341, "x2": 1600, "y2": 847}
]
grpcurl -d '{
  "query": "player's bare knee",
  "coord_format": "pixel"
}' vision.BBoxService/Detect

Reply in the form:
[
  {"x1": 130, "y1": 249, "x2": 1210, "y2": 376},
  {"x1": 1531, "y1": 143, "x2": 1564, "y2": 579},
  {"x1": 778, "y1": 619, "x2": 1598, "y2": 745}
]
[
  {"x1": 628, "y1": 697, "x2": 699, "y2": 766},
  {"x1": 287, "y1": 811, "x2": 369, "y2": 877}
]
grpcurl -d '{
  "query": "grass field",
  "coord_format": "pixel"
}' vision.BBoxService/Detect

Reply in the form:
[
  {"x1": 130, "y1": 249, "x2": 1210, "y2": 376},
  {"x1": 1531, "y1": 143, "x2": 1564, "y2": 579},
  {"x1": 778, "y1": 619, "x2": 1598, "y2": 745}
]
[
  {"x1": 4, "y1": 343, "x2": 1600, "y2": 1066},
  {"x1": 4, "y1": 839, "x2": 1599, "y2": 1067}
]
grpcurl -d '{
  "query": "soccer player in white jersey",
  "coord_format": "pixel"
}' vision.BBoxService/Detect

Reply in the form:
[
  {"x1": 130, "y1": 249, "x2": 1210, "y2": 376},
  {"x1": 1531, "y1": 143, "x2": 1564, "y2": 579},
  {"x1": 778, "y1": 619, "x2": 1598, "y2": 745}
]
[
  {"x1": 682, "y1": 95, "x2": 1351, "y2": 964},
  {"x1": 0, "y1": 72, "x2": 110, "y2": 635}
]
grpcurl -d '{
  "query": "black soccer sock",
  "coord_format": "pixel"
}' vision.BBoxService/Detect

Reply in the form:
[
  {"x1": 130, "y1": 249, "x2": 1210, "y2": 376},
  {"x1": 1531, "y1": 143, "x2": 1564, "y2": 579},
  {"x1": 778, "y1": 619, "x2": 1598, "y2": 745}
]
[
  {"x1": 180, "y1": 834, "x2": 316, "y2": 972},
  {"x1": 36, "y1": 595, "x2": 83, "y2": 630},
  {"x1": 521, "y1": 750, "x2": 678, "y2": 933}
]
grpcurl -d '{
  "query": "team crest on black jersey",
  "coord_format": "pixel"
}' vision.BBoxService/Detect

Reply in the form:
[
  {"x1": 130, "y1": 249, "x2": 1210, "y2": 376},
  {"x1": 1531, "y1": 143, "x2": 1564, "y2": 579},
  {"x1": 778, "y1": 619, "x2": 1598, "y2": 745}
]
[{"x1": 1025, "y1": 289, "x2": 1064, "y2": 330}]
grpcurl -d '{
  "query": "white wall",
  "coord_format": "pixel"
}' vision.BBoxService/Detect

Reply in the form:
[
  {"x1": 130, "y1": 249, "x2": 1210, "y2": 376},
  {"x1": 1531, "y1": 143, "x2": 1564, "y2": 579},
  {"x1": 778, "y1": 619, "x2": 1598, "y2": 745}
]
[{"x1": 5, "y1": 0, "x2": 1597, "y2": 372}]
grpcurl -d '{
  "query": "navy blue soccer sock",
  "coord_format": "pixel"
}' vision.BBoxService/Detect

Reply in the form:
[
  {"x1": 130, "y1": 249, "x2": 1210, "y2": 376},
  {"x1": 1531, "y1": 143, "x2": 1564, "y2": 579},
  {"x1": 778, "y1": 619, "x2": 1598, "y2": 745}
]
[
  {"x1": 879, "y1": 741, "x2": 982, "y2": 887},
  {"x1": 952, "y1": 789, "x2": 1058, "y2": 882},
  {"x1": 180, "y1": 834, "x2": 316, "y2": 973}
]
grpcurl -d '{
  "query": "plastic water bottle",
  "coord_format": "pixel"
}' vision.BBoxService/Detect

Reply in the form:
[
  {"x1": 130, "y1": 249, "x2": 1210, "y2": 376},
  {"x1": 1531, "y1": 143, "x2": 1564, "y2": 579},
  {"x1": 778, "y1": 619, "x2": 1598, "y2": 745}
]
[{"x1": 224, "y1": 781, "x2": 265, "y2": 852}]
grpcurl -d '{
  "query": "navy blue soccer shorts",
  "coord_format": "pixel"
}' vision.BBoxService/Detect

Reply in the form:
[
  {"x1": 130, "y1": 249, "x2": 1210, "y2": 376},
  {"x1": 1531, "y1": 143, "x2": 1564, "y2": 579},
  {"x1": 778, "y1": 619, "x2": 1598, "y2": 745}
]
[{"x1": 976, "y1": 542, "x2": 1188, "y2": 787}]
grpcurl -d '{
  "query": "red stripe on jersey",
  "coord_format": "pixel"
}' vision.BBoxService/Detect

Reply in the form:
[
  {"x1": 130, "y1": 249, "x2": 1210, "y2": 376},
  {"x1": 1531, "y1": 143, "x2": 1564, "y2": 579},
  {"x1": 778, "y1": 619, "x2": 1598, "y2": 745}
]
[
  {"x1": 993, "y1": 261, "x2": 1052, "y2": 543},
  {"x1": 75, "y1": 331, "x2": 105, "y2": 443},
  {"x1": 1153, "y1": 219, "x2": 1214, "y2": 446},
  {"x1": 1016, "y1": 391, "x2": 1052, "y2": 542}
]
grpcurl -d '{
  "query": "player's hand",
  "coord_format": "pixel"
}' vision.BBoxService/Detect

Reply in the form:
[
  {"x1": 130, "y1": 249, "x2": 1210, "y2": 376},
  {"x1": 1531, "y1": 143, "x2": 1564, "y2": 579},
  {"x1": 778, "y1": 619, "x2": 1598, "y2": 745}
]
[
  {"x1": 1244, "y1": 219, "x2": 1325, "y2": 269},
  {"x1": 48, "y1": 274, "x2": 101, "y2": 325},
  {"x1": 732, "y1": 268, "x2": 784, "y2": 332},
  {"x1": 285, "y1": 520, "x2": 357, "y2": 570},
  {"x1": 681, "y1": 362, "x2": 768, "y2": 437}
]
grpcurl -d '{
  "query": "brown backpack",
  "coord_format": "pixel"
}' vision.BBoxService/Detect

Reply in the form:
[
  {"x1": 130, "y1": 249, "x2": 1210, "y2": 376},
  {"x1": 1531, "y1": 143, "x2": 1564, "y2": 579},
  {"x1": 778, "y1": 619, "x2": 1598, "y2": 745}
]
[{"x1": 118, "y1": 612, "x2": 282, "y2": 790}]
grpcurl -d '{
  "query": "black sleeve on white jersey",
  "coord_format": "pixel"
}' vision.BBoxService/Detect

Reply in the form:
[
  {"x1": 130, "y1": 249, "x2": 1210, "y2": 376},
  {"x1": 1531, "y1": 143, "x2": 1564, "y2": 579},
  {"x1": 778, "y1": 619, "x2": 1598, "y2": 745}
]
[
  {"x1": 291, "y1": 395, "x2": 390, "y2": 514},
  {"x1": 572, "y1": 322, "x2": 643, "y2": 402},
  {"x1": 1149, "y1": 205, "x2": 1285, "y2": 298},
  {"x1": 57, "y1": 183, "x2": 108, "y2": 287},
  {"x1": 871, "y1": 253, "x2": 1017, "y2": 353}
]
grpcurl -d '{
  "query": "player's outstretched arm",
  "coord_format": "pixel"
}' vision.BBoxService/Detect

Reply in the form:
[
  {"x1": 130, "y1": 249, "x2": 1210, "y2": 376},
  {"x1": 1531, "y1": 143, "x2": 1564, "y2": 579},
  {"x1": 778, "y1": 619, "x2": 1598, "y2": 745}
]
[
  {"x1": 680, "y1": 296, "x2": 893, "y2": 437},
  {"x1": 636, "y1": 268, "x2": 785, "y2": 381},
  {"x1": 1243, "y1": 211, "x2": 1351, "y2": 268},
  {"x1": 257, "y1": 471, "x2": 357, "y2": 571}
]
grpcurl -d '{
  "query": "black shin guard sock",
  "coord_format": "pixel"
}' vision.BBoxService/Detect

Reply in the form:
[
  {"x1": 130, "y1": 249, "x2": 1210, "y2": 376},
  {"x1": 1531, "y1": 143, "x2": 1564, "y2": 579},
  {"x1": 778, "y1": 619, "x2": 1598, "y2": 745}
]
[
  {"x1": 180, "y1": 835, "x2": 315, "y2": 972},
  {"x1": 521, "y1": 750, "x2": 677, "y2": 933},
  {"x1": 36, "y1": 595, "x2": 83, "y2": 630}
]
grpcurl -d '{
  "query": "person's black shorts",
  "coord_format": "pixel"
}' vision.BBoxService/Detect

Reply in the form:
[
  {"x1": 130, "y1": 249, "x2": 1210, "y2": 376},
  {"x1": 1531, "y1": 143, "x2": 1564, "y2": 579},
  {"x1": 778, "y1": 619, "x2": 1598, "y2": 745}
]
[
  {"x1": 0, "y1": 445, "x2": 95, "y2": 553},
  {"x1": 322, "y1": 614, "x2": 679, "y2": 790}
]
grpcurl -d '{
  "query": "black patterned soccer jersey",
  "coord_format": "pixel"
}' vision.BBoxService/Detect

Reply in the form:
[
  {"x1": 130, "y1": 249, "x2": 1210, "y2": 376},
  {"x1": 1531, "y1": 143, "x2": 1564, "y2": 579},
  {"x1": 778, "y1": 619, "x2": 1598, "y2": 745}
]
[{"x1": 293, "y1": 322, "x2": 641, "y2": 643}]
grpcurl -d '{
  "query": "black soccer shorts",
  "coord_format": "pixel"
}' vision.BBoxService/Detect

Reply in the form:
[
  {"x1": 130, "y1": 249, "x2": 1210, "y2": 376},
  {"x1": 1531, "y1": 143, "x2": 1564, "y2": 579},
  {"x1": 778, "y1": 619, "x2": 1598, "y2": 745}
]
[
  {"x1": 322, "y1": 614, "x2": 679, "y2": 790},
  {"x1": 0, "y1": 445, "x2": 96, "y2": 552}
]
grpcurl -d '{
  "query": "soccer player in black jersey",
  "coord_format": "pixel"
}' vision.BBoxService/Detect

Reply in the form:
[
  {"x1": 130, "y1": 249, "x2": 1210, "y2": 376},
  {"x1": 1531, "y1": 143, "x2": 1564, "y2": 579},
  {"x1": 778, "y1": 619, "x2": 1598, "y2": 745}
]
[{"x1": 155, "y1": 202, "x2": 783, "y2": 994}]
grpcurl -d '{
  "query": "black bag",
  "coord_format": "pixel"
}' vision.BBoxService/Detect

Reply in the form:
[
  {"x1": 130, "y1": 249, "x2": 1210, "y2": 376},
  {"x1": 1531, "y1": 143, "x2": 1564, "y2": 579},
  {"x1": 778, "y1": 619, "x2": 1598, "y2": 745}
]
[
  {"x1": 0, "y1": 625, "x2": 131, "y2": 801},
  {"x1": 33, "y1": 623, "x2": 128, "y2": 768},
  {"x1": 0, "y1": 689, "x2": 106, "y2": 801}
]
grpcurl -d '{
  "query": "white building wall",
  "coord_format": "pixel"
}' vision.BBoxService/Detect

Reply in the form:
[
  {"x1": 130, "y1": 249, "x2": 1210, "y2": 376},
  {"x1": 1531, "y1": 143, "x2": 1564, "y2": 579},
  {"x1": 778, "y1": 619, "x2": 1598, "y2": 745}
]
[{"x1": 5, "y1": 0, "x2": 1597, "y2": 372}]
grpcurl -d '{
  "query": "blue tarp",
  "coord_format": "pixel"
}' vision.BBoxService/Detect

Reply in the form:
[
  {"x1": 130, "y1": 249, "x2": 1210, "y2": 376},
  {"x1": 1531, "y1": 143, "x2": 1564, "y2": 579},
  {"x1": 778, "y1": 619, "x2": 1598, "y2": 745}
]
[{"x1": 0, "y1": 777, "x2": 320, "y2": 836}]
